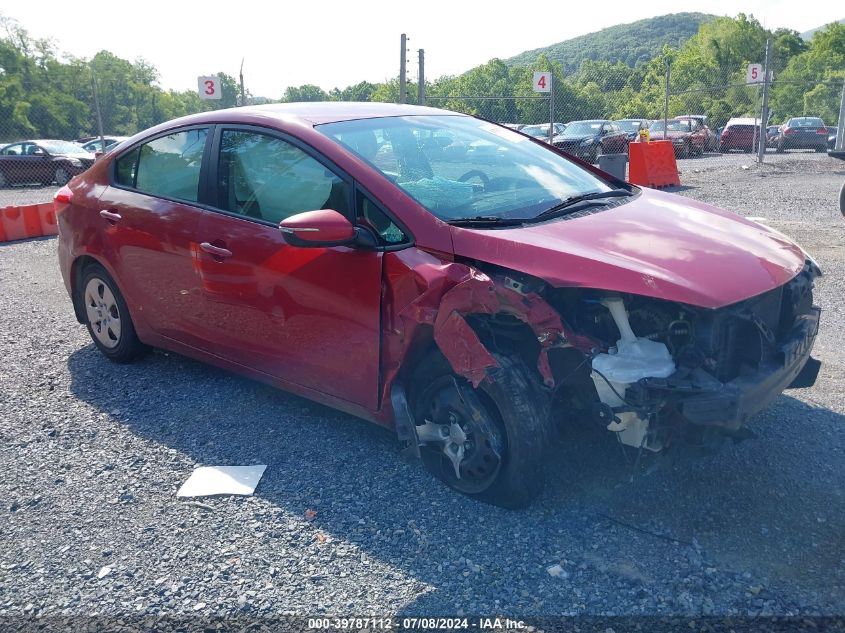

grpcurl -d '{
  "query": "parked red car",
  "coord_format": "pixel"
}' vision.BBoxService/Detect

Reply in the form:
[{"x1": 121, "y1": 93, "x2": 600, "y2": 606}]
[
  {"x1": 56, "y1": 103, "x2": 821, "y2": 507},
  {"x1": 719, "y1": 118, "x2": 762, "y2": 153},
  {"x1": 674, "y1": 115, "x2": 718, "y2": 151},
  {"x1": 648, "y1": 119, "x2": 707, "y2": 157}
]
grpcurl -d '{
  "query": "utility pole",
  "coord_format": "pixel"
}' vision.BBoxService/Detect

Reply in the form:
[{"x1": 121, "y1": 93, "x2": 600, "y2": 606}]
[
  {"x1": 836, "y1": 80, "x2": 845, "y2": 151},
  {"x1": 90, "y1": 64, "x2": 106, "y2": 150},
  {"x1": 418, "y1": 49, "x2": 425, "y2": 105},
  {"x1": 239, "y1": 58, "x2": 246, "y2": 107},
  {"x1": 663, "y1": 56, "x2": 671, "y2": 140},
  {"x1": 757, "y1": 38, "x2": 772, "y2": 163},
  {"x1": 399, "y1": 34, "x2": 407, "y2": 104},
  {"x1": 549, "y1": 73, "x2": 555, "y2": 144}
]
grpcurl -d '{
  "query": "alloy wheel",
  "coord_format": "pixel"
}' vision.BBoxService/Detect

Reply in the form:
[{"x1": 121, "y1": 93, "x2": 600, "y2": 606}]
[{"x1": 84, "y1": 277, "x2": 122, "y2": 349}]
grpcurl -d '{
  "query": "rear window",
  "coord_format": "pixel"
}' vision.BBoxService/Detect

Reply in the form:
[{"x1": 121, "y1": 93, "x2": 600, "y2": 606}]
[
  {"x1": 728, "y1": 125, "x2": 755, "y2": 132},
  {"x1": 789, "y1": 118, "x2": 824, "y2": 128}
]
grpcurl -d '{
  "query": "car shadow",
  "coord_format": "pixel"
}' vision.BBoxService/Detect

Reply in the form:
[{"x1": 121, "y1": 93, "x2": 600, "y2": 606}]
[{"x1": 65, "y1": 343, "x2": 845, "y2": 614}]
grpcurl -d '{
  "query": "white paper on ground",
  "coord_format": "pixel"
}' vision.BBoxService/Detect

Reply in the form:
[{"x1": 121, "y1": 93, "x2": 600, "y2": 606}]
[{"x1": 176, "y1": 465, "x2": 267, "y2": 497}]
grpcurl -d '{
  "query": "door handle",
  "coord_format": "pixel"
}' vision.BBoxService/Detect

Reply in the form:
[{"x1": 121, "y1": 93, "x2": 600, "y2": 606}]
[
  {"x1": 99, "y1": 209, "x2": 122, "y2": 222},
  {"x1": 199, "y1": 242, "x2": 233, "y2": 259}
]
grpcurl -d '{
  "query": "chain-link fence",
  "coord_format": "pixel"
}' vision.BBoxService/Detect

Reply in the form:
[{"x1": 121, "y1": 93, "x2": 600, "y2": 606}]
[
  {"x1": 1, "y1": 65, "x2": 842, "y2": 208},
  {"x1": 424, "y1": 73, "x2": 845, "y2": 177}
]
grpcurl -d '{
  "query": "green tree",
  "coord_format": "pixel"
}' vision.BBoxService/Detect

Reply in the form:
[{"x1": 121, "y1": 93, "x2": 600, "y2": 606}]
[
  {"x1": 282, "y1": 84, "x2": 329, "y2": 102},
  {"x1": 769, "y1": 22, "x2": 845, "y2": 124}
]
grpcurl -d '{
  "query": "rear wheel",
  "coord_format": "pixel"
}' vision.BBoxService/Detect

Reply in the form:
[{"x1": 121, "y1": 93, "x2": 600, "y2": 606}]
[
  {"x1": 839, "y1": 181, "x2": 844, "y2": 216},
  {"x1": 79, "y1": 264, "x2": 148, "y2": 363},
  {"x1": 410, "y1": 351, "x2": 550, "y2": 508}
]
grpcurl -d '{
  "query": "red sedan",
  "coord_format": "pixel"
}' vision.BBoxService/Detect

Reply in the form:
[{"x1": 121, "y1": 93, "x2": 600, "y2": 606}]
[{"x1": 56, "y1": 103, "x2": 821, "y2": 507}]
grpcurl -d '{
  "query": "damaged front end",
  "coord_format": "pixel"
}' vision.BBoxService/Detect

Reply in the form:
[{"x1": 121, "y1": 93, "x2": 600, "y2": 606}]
[
  {"x1": 545, "y1": 261, "x2": 822, "y2": 452},
  {"x1": 387, "y1": 247, "x2": 820, "y2": 460}
]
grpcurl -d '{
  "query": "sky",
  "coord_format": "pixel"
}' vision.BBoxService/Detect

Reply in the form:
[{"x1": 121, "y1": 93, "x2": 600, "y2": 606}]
[{"x1": 1, "y1": 0, "x2": 842, "y2": 99}]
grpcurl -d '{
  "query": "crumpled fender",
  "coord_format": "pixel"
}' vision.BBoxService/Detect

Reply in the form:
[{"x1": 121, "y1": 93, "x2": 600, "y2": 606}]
[
  {"x1": 431, "y1": 268, "x2": 589, "y2": 387},
  {"x1": 380, "y1": 250, "x2": 597, "y2": 423}
]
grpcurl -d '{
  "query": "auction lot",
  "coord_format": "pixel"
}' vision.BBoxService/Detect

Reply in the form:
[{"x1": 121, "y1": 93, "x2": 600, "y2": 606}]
[{"x1": 1, "y1": 155, "x2": 843, "y2": 619}]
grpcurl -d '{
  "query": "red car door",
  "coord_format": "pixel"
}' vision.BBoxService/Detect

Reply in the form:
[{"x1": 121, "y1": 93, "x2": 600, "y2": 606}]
[
  {"x1": 191, "y1": 126, "x2": 383, "y2": 409},
  {"x1": 95, "y1": 127, "x2": 211, "y2": 346}
]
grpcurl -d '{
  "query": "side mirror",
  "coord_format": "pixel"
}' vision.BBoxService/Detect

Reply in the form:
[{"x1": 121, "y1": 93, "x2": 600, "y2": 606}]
[{"x1": 279, "y1": 209, "x2": 357, "y2": 248}]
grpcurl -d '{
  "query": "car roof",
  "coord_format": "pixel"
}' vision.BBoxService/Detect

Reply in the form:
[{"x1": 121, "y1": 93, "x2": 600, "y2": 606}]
[
  {"x1": 169, "y1": 102, "x2": 463, "y2": 128},
  {"x1": 2, "y1": 139, "x2": 67, "y2": 146},
  {"x1": 725, "y1": 117, "x2": 759, "y2": 126}
]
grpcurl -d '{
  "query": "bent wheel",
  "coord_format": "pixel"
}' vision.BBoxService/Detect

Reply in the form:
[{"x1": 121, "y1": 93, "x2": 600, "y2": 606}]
[{"x1": 410, "y1": 352, "x2": 550, "y2": 508}]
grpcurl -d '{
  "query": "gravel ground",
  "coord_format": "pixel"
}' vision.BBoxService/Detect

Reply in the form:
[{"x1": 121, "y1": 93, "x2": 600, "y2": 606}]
[{"x1": 0, "y1": 156, "x2": 843, "y2": 623}]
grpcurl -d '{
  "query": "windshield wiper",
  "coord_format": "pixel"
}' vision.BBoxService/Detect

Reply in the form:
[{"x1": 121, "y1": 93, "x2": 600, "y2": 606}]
[
  {"x1": 530, "y1": 189, "x2": 632, "y2": 223},
  {"x1": 447, "y1": 216, "x2": 526, "y2": 227}
]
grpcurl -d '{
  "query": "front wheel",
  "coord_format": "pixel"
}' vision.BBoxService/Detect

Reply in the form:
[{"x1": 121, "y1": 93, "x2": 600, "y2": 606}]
[
  {"x1": 55, "y1": 168, "x2": 70, "y2": 186},
  {"x1": 410, "y1": 352, "x2": 550, "y2": 508},
  {"x1": 79, "y1": 264, "x2": 148, "y2": 363},
  {"x1": 839, "y1": 181, "x2": 845, "y2": 216}
]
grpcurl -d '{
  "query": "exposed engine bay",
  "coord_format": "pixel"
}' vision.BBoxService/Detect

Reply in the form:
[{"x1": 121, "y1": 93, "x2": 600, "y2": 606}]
[{"x1": 459, "y1": 260, "x2": 822, "y2": 454}]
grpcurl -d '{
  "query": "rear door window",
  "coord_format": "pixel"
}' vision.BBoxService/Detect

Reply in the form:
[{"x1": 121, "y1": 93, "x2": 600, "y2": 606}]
[{"x1": 115, "y1": 128, "x2": 208, "y2": 203}]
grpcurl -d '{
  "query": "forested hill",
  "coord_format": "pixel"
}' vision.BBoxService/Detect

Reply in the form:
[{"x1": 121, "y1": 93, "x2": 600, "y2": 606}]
[
  {"x1": 505, "y1": 13, "x2": 715, "y2": 74},
  {"x1": 801, "y1": 18, "x2": 845, "y2": 40}
]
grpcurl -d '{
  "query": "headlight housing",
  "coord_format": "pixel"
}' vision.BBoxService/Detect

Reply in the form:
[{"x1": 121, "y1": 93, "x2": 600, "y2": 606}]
[
  {"x1": 580, "y1": 138, "x2": 594, "y2": 147},
  {"x1": 67, "y1": 158, "x2": 83, "y2": 168}
]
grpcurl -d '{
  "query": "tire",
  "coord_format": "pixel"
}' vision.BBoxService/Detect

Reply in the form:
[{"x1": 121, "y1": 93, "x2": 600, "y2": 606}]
[
  {"x1": 409, "y1": 351, "x2": 551, "y2": 508},
  {"x1": 55, "y1": 168, "x2": 70, "y2": 186},
  {"x1": 680, "y1": 142, "x2": 690, "y2": 159},
  {"x1": 776, "y1": 142, "x2": 784, "y2": 153},
  {"x1": 588, "y1": 146, "x2": 599, "y2": 164},
  {"x1": 0, "y1": 170, "x2": 6, "y2": 188},
  {"x1": 78, "y1": 264, "x2": 148, "y2": 363},
  {"x1": 839, "y1": 181, "x2": 845, "y2": 217}
]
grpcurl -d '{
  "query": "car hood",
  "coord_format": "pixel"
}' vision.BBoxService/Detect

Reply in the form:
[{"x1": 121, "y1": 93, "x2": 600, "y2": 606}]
[{"x1": 449, "y1": 188, "x2": 806, "y2": 309}]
